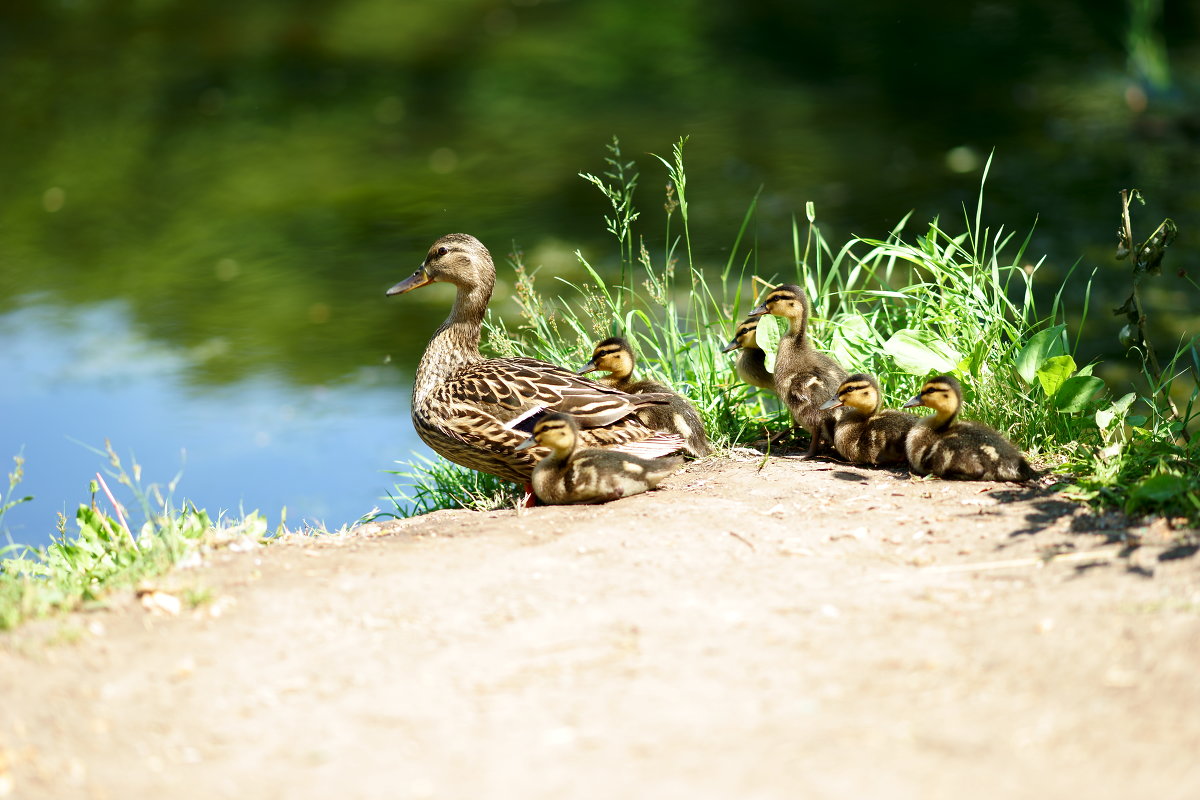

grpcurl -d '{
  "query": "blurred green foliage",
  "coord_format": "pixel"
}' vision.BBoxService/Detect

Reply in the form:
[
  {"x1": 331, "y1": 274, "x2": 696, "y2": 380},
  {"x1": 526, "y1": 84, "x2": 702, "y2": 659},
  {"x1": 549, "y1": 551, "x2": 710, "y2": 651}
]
[{"x1": 0, "y1": 0, "x2": 1196, "y2": 389}]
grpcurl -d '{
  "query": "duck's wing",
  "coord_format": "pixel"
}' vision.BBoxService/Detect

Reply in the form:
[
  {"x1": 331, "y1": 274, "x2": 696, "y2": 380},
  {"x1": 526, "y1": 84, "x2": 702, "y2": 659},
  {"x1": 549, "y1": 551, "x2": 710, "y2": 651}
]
[
  {"x1": 420, "y1": 356, "x2": 682, "y2": 460},
  {"x1": 445, "y1": 357, "x2": 671, "y2": 429}
]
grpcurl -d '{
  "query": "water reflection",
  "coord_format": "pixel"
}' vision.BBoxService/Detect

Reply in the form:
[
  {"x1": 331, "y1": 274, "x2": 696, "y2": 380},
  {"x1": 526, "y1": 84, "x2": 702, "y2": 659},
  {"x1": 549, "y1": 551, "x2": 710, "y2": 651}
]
[{"x1": 0, "y1": 302, "x2": 415, "y2": 546}]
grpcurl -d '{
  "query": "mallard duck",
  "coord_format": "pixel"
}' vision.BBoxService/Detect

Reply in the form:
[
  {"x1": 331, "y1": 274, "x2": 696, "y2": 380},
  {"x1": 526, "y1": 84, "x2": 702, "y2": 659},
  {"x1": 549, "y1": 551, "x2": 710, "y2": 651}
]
[
  {"x1": 721, "y1": 316, "x2": 777, "y2": 395},
  {"x1": 579, "y1": 336, "x2": 711, "y2": 457},
  {"x1": 902, "y1": 375, "x2": 1038, "y2": 481},
  {"x1": 514, "y1": 412, "x2": 683, "y2": 504},
  {"x1": 748, "y1": 284, "x2": 848, "y2": 456},
  {"x1": 387, "y1": 233, "x2": 684, "y2": 484},
  {"x1": 819, "y1": 374, "x2": 916, "y2": 465}
]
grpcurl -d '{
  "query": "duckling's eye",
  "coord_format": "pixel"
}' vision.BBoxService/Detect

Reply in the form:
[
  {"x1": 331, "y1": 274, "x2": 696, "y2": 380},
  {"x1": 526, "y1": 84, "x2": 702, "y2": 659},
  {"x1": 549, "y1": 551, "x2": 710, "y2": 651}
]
[{"x1": 436, "y1": 246, "x2": 448, "y2": 257}]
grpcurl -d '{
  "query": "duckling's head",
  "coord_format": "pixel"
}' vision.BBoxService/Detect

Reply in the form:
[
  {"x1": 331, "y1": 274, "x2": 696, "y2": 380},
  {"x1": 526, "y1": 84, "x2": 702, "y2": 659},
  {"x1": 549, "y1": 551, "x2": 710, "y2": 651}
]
[
  {"x1": 386, "y1": 233, "x2": 495, "y2": 296},
  {"x1": 820, "y1": 374, "x2": 883, "y2": 414},
  {"x1": 515, "y1": 411, "x2": 579, "y2": 456},
  {"x1": 721, "y1": 317, "x2": 760, "y2": 353},
  {"x1": 902, "y1": 375, "x2": 962, "y2": 420},
  {"x1": 747, "y1": 284, "x2": 809, "y2": 324},
  {"x1": 579, "y1": 337, "x2": 636, "y2": 379}
]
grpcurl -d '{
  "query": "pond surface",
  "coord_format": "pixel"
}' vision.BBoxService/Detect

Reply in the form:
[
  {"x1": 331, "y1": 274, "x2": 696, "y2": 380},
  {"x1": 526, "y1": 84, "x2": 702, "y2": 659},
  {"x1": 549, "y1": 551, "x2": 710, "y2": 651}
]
[{"x1": 1, "y1": 1, "x2": 1197, "y2": 545}]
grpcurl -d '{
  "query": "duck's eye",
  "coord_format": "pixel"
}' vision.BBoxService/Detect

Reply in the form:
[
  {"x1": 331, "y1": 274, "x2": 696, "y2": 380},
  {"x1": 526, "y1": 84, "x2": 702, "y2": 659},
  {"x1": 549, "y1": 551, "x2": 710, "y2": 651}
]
[{"x1": 437, "y1": 246, "x2": 448, "y2": 257}]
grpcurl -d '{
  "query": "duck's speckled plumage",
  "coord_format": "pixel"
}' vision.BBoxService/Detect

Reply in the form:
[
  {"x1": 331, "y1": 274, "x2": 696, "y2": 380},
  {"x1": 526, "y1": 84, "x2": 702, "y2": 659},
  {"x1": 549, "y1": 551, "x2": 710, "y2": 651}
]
[
  {"x1": 749, "y1": 284, "x2": 848, "y2": 456},
  {"x1": 388, "y1": 234, "x2": 684, "y2": 484},
  {"x1": 721, "y1": 316, "x2": 776, "y2": 394},
  {"x1": 580, "y1": 336, "x2": 711, "y2": 457},
  {"x1": 903, "y1": 375, "x2": 1038, "y2": 482},
  {"x1": 517, "y1": 412, "x2": 683, "y2": 504},
  {"x1": 821, "y1": 374, "x2": 916, "y2": 465}
]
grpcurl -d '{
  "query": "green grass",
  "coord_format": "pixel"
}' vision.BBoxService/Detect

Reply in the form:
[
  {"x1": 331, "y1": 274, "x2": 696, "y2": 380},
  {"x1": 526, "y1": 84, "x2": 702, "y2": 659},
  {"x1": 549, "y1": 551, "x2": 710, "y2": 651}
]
[
  {"x1": 385, "y1": 454, "x2": 523, "y2": 516},
  {"x1": 0, "y1": 443, "x2": 272, "y2": 631},
  {"x1": 390, "y1": 136, "x2": 1200, "y2": 526}
]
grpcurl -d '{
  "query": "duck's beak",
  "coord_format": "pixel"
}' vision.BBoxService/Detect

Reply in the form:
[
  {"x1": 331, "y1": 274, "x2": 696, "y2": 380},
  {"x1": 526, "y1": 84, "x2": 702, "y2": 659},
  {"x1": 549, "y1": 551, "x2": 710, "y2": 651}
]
[
  {"x1": 386, "y1": 265, "x2": 433, "y2": 296},
  {"x1": 577, "y1": 359, "x2": 599, "y2": 375},
  {"x1": 513, "y1": 434, "x2": 538, "y2": 452},
  {"x1": 819, "y1": 398, "x2": 843, "y2": 411},
  {"x1": 747, "y1": 303, "x2": 768, "y2": 317},
  {"x1": 901, "y1": 395, "x2": 923, "y2": 409},
  {"x1": 720, "y1": 339, "x2": 740, "y2": 353}
]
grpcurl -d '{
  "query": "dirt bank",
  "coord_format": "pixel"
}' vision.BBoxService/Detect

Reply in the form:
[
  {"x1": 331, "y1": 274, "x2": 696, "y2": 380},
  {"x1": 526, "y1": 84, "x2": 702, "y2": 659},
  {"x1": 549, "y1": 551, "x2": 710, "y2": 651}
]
[{"x1": 3, "y1": 454, "x2": 1199, "y2": 799}]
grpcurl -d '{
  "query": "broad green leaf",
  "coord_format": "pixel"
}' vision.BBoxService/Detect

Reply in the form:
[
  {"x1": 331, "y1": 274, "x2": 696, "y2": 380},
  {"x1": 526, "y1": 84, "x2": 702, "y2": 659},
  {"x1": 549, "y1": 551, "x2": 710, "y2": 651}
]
[
  {"x1": 882, "y1": 329, "x2": 962, "y2": 375},
  {"x1": 755, "y1": 313, "x2": 785, "y2": 373},
  {"x1": 829, "y1": 315, "x2": 875, "y2": 368},
  {"x1": 1096, "y1": 392, "x2": 1137, "y2": 431},
  {"x1": 1053, "y1": 375, "x2": 1105, "y2": 412},
  {"x1": 1128, "y1": 473, "x2": 1187, "y2": 505},
  {"x1": 1110, "y1": 392, "x2": 1137, "y2": 415},
  {"x1": 1035, "y1": 354, "x2": 1077, "y2": 397},
  {"x1": 1015, "y1": 325, "x2": 1067, "y2": 384}
]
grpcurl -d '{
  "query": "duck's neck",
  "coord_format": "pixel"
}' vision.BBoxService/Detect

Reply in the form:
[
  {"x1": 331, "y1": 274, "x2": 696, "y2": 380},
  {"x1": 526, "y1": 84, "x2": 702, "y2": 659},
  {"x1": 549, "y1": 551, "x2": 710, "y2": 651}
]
[
  {"x1": 785, "y1": 313, "x2": 809, "y2": 349},
  {"x1": 551, "y1": 440, "x2": 578, "y2": 465},
  {"x1": 928, "y1": 407, "x2": 958, "y2": 432},
  {"x1": 608, "y1": 370, "x2": 634, "y2": 391},
  {"x1": 412, "y1": 280, "x2": 492, "y2": 408}
]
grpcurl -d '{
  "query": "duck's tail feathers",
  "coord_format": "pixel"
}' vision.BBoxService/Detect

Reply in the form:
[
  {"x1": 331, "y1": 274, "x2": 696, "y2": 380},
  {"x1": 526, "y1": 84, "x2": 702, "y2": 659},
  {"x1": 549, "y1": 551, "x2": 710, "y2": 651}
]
[{"x1": 612, "y1": 432, "x2": 685, "y2": 459}]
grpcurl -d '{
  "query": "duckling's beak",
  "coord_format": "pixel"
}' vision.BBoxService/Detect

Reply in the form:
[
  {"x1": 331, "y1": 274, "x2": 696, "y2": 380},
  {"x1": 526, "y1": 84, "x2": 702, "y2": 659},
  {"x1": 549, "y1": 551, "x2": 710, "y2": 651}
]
[
  {"x1": 386, "y1": 266, "x2": 433, "y2": 296},
  {"x1": 577, "y1": 359, "x2": 599, "y2": 375},
  {"x1": 901, "y1": 395, "x2": 923, "y2": 409},
  {"x1": 513, "y1": 434, "x2": 538, "y2": 452},
  {"x1": 720, "y1": 339, "x2": 739, "y2": 353},
  {"x1": 747, "y1": 303, "x2": 768, "y2": 317},
  {"x1": 819, "y1": 398, "x2": 843, "y2": 411}
]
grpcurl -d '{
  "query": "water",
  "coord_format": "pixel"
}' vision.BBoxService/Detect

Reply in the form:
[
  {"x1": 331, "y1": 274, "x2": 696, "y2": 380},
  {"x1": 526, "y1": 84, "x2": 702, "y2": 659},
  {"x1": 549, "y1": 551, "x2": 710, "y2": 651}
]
[
  {"x1": 0, "y1": 301, "x2": 411, "y2": 545},
  {"x1": 1, "y1": 1, "x2": 1197, "y2": 545}
]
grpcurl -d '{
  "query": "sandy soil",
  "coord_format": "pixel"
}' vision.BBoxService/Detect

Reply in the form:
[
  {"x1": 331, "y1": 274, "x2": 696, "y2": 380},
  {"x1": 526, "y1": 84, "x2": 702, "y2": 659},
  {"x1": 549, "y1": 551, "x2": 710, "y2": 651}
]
[{"x1": 2, "y1": 453, "x2": 1199, "y2": 800}]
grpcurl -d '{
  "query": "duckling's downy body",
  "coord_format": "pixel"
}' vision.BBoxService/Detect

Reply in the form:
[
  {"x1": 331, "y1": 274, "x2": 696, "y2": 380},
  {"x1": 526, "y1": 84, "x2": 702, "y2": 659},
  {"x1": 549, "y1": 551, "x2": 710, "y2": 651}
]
[
  {"x1": 749, "y1": 284, "x2": 848, "y2": 455},
  {"x1": 903, "y1": 375, "x2": 1038, "y2": 481},
  {"x1": 516, "y1": 412, "x2": 683, "y2": 504},
  {"x1": 386, "y1": 234, "x2": 684, "y2": 484},
  {"x1": 580, "y1": 337, "x2": 711, "y2": 457},
  {"x1": 721, "y1": 317, "x2": 776, "y2": 395},
  {"x1": 820, "y1": 374, "x2": 916, "y2": 465}
]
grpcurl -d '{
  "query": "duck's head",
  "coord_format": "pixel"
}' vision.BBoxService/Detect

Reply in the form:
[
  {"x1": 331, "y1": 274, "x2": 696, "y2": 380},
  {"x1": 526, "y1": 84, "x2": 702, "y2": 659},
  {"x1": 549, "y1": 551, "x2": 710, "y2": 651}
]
[
  {"x1": 721, "y1": 317, "x2": 760, "y2": 353},
  {"x1": 579, "y1": 337, "x2": 635, "y2": 379},
  {"x1": 386, "y1": 233, "x2": 494, "y2": 296},
  {"x1": 747, "y1": 283, "x2": 809, "y2": 323},
  {"x1": 902, "y1": 375, "x2": 962, "y2": 420},
  {"x1": 820, "y1": 373, "x2": 883, "y2": 414},
  {"x1": 514, "y1": 411, "x2": 579, "y2": 456}
]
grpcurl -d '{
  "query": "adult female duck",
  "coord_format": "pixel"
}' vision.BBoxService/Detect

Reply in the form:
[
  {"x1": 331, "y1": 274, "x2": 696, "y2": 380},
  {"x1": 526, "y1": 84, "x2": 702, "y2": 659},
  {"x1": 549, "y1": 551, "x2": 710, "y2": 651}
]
[{"x1": 387, "y1": 233, "x2": 682, "y2": 484}]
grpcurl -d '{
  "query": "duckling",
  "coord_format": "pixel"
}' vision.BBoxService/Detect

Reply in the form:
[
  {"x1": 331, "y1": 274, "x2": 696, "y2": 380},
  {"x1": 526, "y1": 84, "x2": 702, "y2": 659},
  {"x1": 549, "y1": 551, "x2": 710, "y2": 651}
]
[
  {"x1": 515, "y1": 412, "x2": 684, "y2": 504},
  {"x1": 819, "y1": 374, "x2": 916, "y2": 465},
  {"x1": 721, "y1": 316, "x2": 777, "y2": 395},
  {"x1": 902, "y1": 375, "x2": 1039, "y2": 481},
  {"x1": 579, "y1": 336, "x2": 711, "y2": 457},
  {"x1": 748, "y1": 284, "x2": 848, "y2": 456}
]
